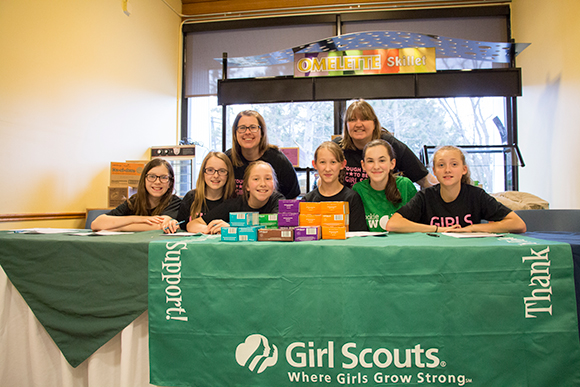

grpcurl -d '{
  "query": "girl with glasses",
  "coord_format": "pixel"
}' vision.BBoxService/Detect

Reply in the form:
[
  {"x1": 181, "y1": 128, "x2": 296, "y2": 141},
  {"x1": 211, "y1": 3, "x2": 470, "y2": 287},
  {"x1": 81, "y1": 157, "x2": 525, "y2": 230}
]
[
  {"x1": 91, "y1": 158, "x2": 181, "y2": 232},
  {"x1": 187, "y1": 161, "x2": 284, "y2": 234},
  {"x1": 303, "y1": 141, "x2": 368, "y2": 231},
  {"x1": 166, "y1": 152, "x2": 236, "y2": 233},
  {"x1": 227, "y1": 110, "x2": 300, "y2": 199}
]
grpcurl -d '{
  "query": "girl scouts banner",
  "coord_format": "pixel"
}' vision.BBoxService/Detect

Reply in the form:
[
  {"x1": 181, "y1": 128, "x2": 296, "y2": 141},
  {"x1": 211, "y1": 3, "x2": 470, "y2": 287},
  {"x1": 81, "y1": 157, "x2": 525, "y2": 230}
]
[
  {"x1": 148, "y1": 234, "x2": 580, "y2": 386},
  {"x1": 294, "y1": 48, "x2": 435, "y2": 77}
]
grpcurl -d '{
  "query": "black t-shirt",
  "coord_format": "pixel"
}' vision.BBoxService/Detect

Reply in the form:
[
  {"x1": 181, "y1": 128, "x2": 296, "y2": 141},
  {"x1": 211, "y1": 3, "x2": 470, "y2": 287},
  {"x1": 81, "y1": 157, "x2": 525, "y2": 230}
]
[
  {"x1": 107, "y1": 195, "x2": 181, "y2": 218},
  {"x1": 201, "y1": 191, "x2": 284, "y2": 224},
  {"x1": 176, "y1": 189, "x2": 226, "y2": 230},
  {"x1": 333, "y1": 132, "x2": 429, "y2": 188},
  {"x1": 396, "y1": 183, "x2": 511, "y2": 227},
  {"x1": 302, "y1": 186, "x2": 368, "y2": 232},
  {"x1": 225, "y1": 147, "x2": 300, "y2": 199}
]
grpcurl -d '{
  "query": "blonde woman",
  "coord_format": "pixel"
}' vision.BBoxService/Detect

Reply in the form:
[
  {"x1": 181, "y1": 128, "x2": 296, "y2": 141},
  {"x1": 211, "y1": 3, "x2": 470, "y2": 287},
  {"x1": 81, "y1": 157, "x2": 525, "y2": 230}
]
[{"x1": 334, "y1": 99, "x2": 434, "y2": 189}]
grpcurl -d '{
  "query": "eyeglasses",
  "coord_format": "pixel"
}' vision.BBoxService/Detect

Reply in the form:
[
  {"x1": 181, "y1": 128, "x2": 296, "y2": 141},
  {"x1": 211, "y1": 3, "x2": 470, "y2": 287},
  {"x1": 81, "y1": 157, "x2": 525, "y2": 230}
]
[
  {"x1": 236, "y1": 125, "x2": 261, "y2": 133},
  {"x1": 204, "y1": 167, "x2": 228, "y2": 176},
  {"x1": 145, "y1": 174, "x2": 171, "y2": 183}
]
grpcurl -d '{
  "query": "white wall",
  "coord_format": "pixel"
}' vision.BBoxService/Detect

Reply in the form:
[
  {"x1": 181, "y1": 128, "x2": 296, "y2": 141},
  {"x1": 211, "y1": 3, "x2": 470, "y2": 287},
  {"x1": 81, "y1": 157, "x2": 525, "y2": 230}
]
[
  {"x1": 513, "y1": 0, "x2": 580, "y2": 209},
  {"x1": 0, "y1": 0, "x2": 182, "y2": 229}
]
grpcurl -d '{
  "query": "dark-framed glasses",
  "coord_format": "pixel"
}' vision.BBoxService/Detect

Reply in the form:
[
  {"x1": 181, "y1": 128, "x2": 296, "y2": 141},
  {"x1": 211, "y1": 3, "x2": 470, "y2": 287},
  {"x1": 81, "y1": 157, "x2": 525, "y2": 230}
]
[
  {"x1": 204, "y1": 167, "x2": 228, "y2": 176},
  {"x1": 236, "y1": 125, "x2": 261, "y2": 133},
  {"x1": 145, "y1": 174, "x2": 171, "y2": 183}
]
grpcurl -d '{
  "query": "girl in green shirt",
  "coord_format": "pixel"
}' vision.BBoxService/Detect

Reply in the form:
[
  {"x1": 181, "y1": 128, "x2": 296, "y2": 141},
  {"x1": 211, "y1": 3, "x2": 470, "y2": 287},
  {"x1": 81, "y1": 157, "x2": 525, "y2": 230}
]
[{"x1": 353, "y1": 139, "x2": 417, "y2": 231}]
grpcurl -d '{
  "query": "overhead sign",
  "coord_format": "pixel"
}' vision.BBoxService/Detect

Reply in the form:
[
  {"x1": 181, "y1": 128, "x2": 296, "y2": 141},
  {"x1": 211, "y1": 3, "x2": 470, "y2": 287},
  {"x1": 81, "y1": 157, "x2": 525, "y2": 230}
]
[{"x1": 294, "y1": 48, "x2": 435, "y2": 77}]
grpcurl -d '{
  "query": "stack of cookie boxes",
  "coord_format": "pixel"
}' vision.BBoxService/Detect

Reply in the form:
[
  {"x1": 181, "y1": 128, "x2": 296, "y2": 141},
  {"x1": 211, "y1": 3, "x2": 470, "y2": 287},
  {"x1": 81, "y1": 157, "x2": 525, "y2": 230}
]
[{"x1": 220, "y1": 199, "x2": 350, "y2": 242}]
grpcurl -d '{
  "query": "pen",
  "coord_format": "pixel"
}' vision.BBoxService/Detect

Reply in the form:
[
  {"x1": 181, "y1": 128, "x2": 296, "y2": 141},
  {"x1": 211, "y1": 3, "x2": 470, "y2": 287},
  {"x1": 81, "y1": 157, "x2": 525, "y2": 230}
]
[
  {"x1": 426, "y1": 233, "x2": 440, "y2": 237},
  {"x1": 164, "y1": 220, "x2": 185, "y2": 230}
]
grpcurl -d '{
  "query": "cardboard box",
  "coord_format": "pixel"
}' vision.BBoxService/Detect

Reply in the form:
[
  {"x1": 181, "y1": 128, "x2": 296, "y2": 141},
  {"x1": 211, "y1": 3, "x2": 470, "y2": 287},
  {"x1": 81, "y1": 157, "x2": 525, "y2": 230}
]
[
  {"x1": 322, "y1": 226, "x2": 346, "y2": 240},
  {"x1": 110, "y1": 161, "x2": 147, "y2": 186},
  {"x1": 299, "y1": 202, "x2": 321, "y2": 214},
  {"x1": 320, "y1": 201, "x2": 349, "y2": 215},
  {"x1": 321, "y1": 213, "x2": 348, "y2": 227},
  {"x1": 108, "y1": 186, "x2": 138, "y2": 208},
  {"x1": 258, "y1": 228, "x2": 294, "y2": 242},
  {"x1": 278, "y1": 213, "x2": 299, "y2": 227},
  {"x1": 294, "y1": 226, "x2": 321, "y2": 241},
  {"x1": 299, "y1": 214, "x2": 322, "y2": 227},
  {"x1": 279, "y1": 200, "x2": 300, "y2": 213},
  {"x1": 259, "y1": 214, "x2": 278, "y2": 229},
  {"x1": 230, "y1": 212, "x2": 259, "y2": 227},
  {"x1": 238, "y1": 226, "x2": 262, "y2": 242},
  {"x1": 221, "y1": 227, "x2": 239, "y2": 242},
  {"x1": 280, "y1": 147, "x2": 299, "y2": 167}
]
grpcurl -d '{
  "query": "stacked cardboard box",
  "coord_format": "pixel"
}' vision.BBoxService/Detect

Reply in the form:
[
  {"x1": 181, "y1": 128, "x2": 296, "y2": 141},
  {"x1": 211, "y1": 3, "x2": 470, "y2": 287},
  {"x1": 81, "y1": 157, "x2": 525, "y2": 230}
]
[
  {"x1": 220, "y1": 201, "x2": 350, "y2": 242},
  {"x1": 320, "y1": 201, "x2": 349, "y2": 240},
  {"x1": 108, "y1": 161, "x2": 146, "y2": 207},
  {"x1": 284, "y1": 199, "x2": 349, "y2": 240}
]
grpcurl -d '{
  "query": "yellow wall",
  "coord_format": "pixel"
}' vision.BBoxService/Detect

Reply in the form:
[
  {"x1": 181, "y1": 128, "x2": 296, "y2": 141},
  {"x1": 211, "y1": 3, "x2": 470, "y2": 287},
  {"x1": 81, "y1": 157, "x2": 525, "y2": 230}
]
[
  {"x1": 0, "y1": 0, "x2": 182, "y2": 229},
  {"x1": 1, "y1": 0, "x2": 578, "y2": 232},
  {"x1": 513, "y1": 0, "x2": 580, "y2": 208}
]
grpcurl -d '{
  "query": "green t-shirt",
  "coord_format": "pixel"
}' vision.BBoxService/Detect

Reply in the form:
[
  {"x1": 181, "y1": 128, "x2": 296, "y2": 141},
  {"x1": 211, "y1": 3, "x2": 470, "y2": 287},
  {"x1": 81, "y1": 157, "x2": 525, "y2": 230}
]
[{"x1": 352, "y1": 176, "x2": 417, "y2": 231}]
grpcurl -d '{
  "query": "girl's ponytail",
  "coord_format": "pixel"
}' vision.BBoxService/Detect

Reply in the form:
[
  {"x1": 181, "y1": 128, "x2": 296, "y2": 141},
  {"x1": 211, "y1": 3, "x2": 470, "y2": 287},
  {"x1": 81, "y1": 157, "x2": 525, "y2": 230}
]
[{"x1": 384, "y1": 171, "x2": 402, "y2": 204}]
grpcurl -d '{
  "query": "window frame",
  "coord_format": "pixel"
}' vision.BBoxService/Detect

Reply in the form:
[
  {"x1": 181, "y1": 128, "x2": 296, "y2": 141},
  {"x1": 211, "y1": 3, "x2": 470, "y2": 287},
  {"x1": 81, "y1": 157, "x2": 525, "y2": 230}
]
[{"x1": 181, "y1": 5, "x2": 522, "y2": 190}]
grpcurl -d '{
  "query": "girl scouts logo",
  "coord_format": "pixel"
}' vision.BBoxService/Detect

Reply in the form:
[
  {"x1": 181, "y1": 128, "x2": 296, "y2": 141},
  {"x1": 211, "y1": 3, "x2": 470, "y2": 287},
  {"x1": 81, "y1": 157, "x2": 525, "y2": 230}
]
[{"x1": 236, "y1": 334, "x2": 278, "y2": 373}]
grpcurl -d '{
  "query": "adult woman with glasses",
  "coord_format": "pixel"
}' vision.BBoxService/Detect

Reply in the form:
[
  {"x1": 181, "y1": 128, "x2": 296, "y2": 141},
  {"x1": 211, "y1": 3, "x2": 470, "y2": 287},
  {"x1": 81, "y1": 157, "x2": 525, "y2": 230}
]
[
  {"x1": 333, "y1": 99, "x2": 436, "y2": 190},
  {"x1": 226, "y1": 110, "x2": 300, "y2": 199},
  {"x1": 169, "y1": 152, "x2": 236, "y2": 232},
  {"x1": 91, "y1": 158, "x2": 181, "y2": 232}
]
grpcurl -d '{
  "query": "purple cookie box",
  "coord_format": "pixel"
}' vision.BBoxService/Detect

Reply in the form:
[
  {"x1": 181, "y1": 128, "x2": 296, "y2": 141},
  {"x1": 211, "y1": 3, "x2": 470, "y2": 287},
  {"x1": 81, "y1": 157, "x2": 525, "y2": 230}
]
[
  {"x1": 278, "y1": 212, "x2": 299, "y2": 227},
  {"x1": 294, "y1": 226, "x2": 321, "y2": 241},
  {"x1": 278, "y1": 200, "x2": 300, "y2": 213}
]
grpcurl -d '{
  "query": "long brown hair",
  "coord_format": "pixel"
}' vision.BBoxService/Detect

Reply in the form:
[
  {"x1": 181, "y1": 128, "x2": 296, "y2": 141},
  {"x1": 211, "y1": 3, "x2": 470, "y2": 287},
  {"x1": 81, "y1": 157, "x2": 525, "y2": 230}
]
[
  {"x1": 313, "y1": 141, "x2": 346, "y2": 185},
  {"x1": 432, "y1": 145, "x2": 472, "y2": 184},
  {"x1": 230, "y1": 110, "x2": 277, "y2": 167},
  {"x1": 128, "y1": 158, "x2": 175, "y2": 216},
  {"x1": 241, "y1": 161, "x2": 278, "y2": 201},
  {"x1": 190, "y1": 152, "x2": 236, "y2": 219},
  {"x1": 341, "y1": 99, "x2": 388, "y2": 151},
  {"x1": 362, "y1": 139, "x2": 402, "y2": 204}
]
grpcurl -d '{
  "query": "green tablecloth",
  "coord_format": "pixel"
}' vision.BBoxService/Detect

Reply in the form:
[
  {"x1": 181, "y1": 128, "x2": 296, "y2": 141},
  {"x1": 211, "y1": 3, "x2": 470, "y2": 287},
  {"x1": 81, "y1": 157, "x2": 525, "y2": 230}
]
[
  {"x1": 0, "y1": 230, "x2": 167, "y2": 367},
  {"x1": 149, "y1": 233, "x2": 580, "y2": 386}
]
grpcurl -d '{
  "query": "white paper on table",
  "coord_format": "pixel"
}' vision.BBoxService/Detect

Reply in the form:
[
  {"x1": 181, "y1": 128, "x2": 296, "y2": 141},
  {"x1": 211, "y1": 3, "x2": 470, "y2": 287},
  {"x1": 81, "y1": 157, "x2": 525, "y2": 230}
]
[
  {"x1": 189, "y1": 234, "x2": 220, "y2": 241},
  {"x1": 346, "y1": 231, "x2": 388, "y2": 238},
  {"x1": 11, "y1": 228, "x2": 82, "y2": 234},
  {"x1": 163, "y1": 232, "x2": 202, "y2": 236},
  {"x1": 441, "y1": 232, "x2": 505, "y2": 238},
  {"x1": 68, "y1": 230, "x2": 135, "y2": 236}
]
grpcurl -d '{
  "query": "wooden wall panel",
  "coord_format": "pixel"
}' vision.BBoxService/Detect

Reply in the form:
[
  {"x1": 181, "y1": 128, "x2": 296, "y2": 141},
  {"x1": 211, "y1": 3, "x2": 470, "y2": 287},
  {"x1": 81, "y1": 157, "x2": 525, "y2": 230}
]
[{"x1": 181, "y1": 0, "x2": 507, "y2": 17}]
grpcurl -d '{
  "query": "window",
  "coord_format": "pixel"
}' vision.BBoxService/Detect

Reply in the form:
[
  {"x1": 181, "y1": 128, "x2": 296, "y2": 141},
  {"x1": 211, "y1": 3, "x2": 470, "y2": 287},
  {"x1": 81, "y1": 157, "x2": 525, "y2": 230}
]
[
  {"x1": 361, "y1": 97, "x2": 510, "y2": 193},
  {"x1": 182, "y1": 6, "x2": 520, "y2": 193}
]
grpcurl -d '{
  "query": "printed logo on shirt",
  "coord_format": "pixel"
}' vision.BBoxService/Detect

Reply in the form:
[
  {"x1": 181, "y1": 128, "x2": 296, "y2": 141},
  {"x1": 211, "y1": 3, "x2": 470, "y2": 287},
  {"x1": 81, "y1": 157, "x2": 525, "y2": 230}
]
[
  {"x1": 430, "y1": 214, "x2": 473, "y2": 227},
  {"x1": 345, "y1": 166, "x2": 368, "y2": 186},
  {"x1": 235, "y1": 178, "x2": 244, "y2": 195},
  {"x1": 367, "y1": 213, "x2": 388, "y2": 231}
]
